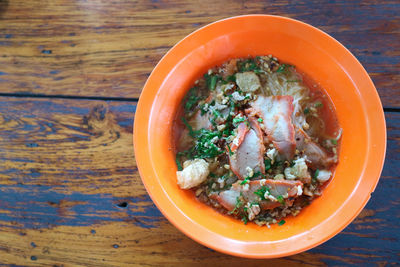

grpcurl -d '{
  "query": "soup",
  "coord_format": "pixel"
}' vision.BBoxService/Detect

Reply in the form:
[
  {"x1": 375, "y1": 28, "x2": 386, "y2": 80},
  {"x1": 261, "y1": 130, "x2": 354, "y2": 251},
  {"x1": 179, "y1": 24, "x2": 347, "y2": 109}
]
[{"x1": 173, "y1": 55, "x2": 341, "y2": 226}]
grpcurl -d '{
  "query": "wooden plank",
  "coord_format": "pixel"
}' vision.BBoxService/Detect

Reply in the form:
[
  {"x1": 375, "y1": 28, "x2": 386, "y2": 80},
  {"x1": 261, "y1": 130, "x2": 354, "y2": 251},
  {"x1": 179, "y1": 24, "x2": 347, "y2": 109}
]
[
  {"x1": 0, "y1": 0, "x2": 398, "y2": 107},
  {"x1": 0, "y1": 97, "x2": 398, "y2": 265}
]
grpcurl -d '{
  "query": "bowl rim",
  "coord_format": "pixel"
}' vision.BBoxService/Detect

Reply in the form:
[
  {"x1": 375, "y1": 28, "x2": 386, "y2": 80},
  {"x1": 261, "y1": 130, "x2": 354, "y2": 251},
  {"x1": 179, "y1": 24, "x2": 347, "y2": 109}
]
[{"x1": 134, "y1": 14, "x2": 387, "y2": 258}]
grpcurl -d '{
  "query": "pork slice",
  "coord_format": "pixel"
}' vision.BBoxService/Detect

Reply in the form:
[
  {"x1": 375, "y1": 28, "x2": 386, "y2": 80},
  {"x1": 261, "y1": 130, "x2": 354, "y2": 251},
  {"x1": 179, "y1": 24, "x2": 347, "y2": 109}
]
[
  {"x1": 249, "y1": 96, "x2": 296, "y2": 160},
  {"x1": 295, "y1": 126, "x2": 336, "y2": 169},
  {"x1": 230, "y1": 122, "x2": 249, "y2": 152},
  {"x1": 191, "y1": 110, "x2": 212, "y2": 131},
  {"x1": 229, "y1": 121, "x2": 265, "y2": 179},
  {"x1": 211, "y1": 179, "x2": 303, "y2": 212}
]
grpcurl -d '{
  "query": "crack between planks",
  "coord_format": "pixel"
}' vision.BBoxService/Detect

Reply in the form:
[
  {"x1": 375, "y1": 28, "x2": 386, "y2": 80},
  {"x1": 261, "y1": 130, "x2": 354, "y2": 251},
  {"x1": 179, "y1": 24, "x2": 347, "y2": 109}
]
[
  {"x1": 0, "y1": 92, "x2": 139, "y2": 102},
  {"x1": 383, "y1": 107, "x2": 400, "y2": 113}
]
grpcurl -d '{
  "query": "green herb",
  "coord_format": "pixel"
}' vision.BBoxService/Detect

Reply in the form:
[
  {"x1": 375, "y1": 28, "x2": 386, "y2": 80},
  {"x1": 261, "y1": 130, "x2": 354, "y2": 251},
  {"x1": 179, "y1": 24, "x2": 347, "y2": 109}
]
[
  {"x1": 209, "y1": 109, "x2": 223, "y2": 127},
  {"x1": 176, "y1": 151, "x2": 192, "y2": 170},
  {"x1": 315, "y1": 102, "x2": 323, "y2": 108},
  {"x1": 304, "y1": 108, "x2": 310, "y2": 115},
  {"x1": 181, "y1": 117, "x2": 195, "y2": 137},
  {"x1": 193, "y1": 128, "x2": 223, "y2": 159},
  {"x1": 240, "y1": 177, "x2": 250, "y2": 185},
  {"x1": 277, "y1": 195, "x2": 285, "y2": 205},
  {"x1": 278, "y1": 219, "x2": 286, "y2": 226},
  {"x1": 229, "y1": 196, "x2": 243, "y2": 215},
  {"x1": 313, "y1": 169, "x2": 320, "y2": 182},
  {"x1": 250, "y1": 201, "x2": 259, "y2": 207},
  {"x1": 241, "y1": 215, "x2": 248, "y2": 225},
  {"x1": 331, "y1": 139, "x2": 338, "y2": 145},
  {"x1": 273, "y1": 160, "x2": 283, "y2": 167},
  {"x1": 252, "y1": 171, "x2": 263, "y2": 178},
  {"x1": 258, "y1": 118, "x2": 263, "y2": 123},
  {"x1": 212, "y1": 110, "x2": 222, "y2": 118},
  {"x1": 237, "y1": 58, "x2": 260, "y2": 72},
  {"x1": 276, "y1": 64, "x2": 294, "y2": 73},
  {"x1": 254, "y1": 186, "x2": 270, "y2": 200},
  {"x1": 264, "y1": 158, "x2": 271, "y2": 171},
  {"x1": 204, "y1": 74, "x2": 221, "y2": 91},
  {"x1": 227, "y1": 144, "x2": 234, "y2": 156},
  {"x1": 225, "y1": 75, "x2": 236, "y2": 83},
  {"x1": 232, "y1": 116, "x2": 246, "y2": 126},
  {"x1": 253, "y1": 69, "x2": 263, "y2": 74},
  {"x1": 199, "y1": 103, "x2": 208, "y2": 115},
  {"x1": 184, "y1": 87, "x2": 200, "y2": 112},
  {"x1": 176, "y1": 156, "x2": 183, "y2": 171}
]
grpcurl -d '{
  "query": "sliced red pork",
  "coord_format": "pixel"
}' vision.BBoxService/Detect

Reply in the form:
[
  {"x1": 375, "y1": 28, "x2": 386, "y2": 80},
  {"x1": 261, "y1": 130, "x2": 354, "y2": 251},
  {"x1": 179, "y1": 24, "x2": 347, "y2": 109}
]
[
  {"x1": 229, "y1": 119, "x2": 265, "y2": 179},
  {"x1": 248, "y1": 95, "x2": 296, "y2": 160},
  {"x1": 191, "y1": 110, "x2": 212, "y2": 131},
  {"x1": 229, "y1": 122, "x2": 249, "y2": 152},
  {"x1": 295, "y1": 126, "x2": 336, "y2": 169},
  {"x1": 210, "y1": 179, "x2": 303, "y2": 212}
]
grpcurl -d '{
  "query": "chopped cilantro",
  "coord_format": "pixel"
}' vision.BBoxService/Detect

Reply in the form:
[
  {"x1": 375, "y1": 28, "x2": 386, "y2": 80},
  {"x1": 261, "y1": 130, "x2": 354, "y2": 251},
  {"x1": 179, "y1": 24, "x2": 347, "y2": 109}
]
[
  {"x1": 229, "y1": 196, "x2": 243, "y2": 215},
  {"x1": 240, "y1": 177, "x2": 250, "y2": 185},
  {"x1": 232, "y1": 116, "x2": 246, "y2": 126},
  {"x1": 315, "y1": 102, "x2": 323, "y2": 108},
  {"x1": 258, "y1": 118, "x2": 263, "y2": 123},
  {"x1": 277, "y1": 195, "x2": 285, "y2": 205},
  {"x1": 278, "y1": 219, "x2": 286, "y2": 226},
  {"x1": 176, "y1": 156, "x2": 183, "y2": 171},
  {"x1": 227, "y1": 144, "x2": 234, "y2": 156},
  {"x1": 252, "y1": 171, "x2": 263, "y2": 179},
  {"x1": 331, "y1": 139, "x2": 338, "y2": 145},
  {"x1": 184, "y1": 87, "x2": 200, "y2": 111},
  {"x1": 241, "y1": 215, "x2": 248, "y2": 225},
  {"x1": 276, "y1": 64, "x2": 294, "y2": 73},
  {"x1": 264, "y1": 158, "x2": 271, "y2": 171},
  {"x1": 313, "y1": 169, "x2": 320, "y2": 182},
  {"x1": 212, "y1": 110, "x2": 222, "y2": 118},
  {"x1": 273, "y1": 160, "x2": 283, "y2": 167},
  {"x1": 304, "y1": 108, "x2": 310, "y2": 115},
  {"x1": 237, "y1": 58, "x2": 260, "y2": 72},
  {"x1": 250, "y1": 201, "x2": 259, "y2": 207},
  {"x1": 180, "y1": 119, "x2": 224, "y2": 159},
  {"x1": 193, "y1": 128, "x2": 223, "y2": 159},
  {"x1": 175, "y1": 150, "x2": 192, "y2": 170},
  {"x1": 225, "y1": 75, "x2": 236, "y2": 83},
  {"x1": 204, "y1": 74, "x2": 221, "y2": 91},
  {"x1": 199, "y1": 103, "x2": 208, "y2": 115},
  {"x1": 181, "y1": 117, "x2": 195, "y2": 137},
  {"x1": 254, "y1": 186, "x2": 270, "y2": 200}
]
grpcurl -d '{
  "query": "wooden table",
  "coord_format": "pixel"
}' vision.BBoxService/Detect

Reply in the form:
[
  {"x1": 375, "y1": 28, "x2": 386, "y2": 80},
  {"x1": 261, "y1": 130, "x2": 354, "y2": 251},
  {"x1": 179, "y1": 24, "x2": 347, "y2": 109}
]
[{"x1": 0, "y1": 0, "x2": 398, "y2": 265}]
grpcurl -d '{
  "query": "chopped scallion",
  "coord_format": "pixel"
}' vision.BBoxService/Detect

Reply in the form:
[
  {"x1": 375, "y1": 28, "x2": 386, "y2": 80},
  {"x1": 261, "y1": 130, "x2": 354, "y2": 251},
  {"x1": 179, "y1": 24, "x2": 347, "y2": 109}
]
[
  {"x1": 277, "y1": 195, "x2": 285, "y2": 205},
  {"x1": 240, "y1": 177, "x2": 250, "y2": 185}
]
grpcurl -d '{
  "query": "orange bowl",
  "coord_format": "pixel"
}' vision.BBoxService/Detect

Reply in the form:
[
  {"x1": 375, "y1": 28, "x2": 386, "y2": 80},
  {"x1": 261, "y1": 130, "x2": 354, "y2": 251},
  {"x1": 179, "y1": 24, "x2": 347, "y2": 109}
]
[{"x1": 134, "y1": 15, "x2": 386, "y2": 258}]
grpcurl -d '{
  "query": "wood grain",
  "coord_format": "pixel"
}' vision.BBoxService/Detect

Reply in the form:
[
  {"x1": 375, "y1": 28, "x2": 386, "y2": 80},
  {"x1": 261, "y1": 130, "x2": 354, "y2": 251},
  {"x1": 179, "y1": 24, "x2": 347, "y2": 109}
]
[
  {"x1": 0, "y1": 0, "x2": 398, "y2": 107},
  {"x1": 0, "y1": 97, "x2": 398, "y2": 266}
]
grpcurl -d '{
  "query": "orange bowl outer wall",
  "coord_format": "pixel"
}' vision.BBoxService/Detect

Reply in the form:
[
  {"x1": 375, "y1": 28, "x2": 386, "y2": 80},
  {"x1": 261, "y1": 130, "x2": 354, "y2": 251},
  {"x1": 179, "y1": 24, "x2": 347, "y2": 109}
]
[{"x1": 134, "y1": 15, "x2": 386, "y2": 258}]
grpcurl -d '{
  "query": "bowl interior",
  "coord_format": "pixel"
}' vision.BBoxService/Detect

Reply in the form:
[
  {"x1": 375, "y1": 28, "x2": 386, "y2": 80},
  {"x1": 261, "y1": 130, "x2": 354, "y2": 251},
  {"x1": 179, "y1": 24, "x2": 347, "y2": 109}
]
[{"x1": 135, "y1": 15, "x2": 385, "y2": 258}]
